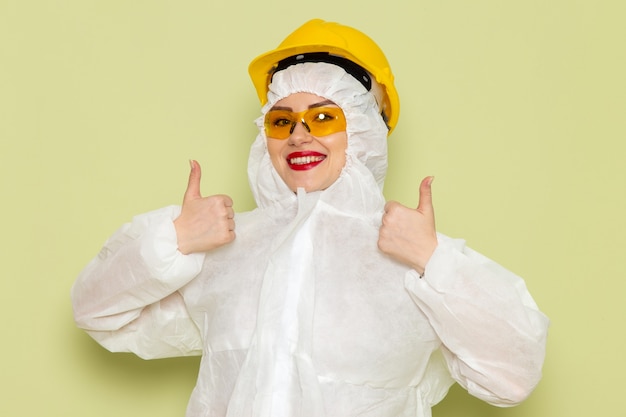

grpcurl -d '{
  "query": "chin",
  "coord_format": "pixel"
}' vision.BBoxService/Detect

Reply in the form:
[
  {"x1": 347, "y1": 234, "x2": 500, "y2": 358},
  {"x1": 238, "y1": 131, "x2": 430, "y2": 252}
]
[{"x1": 289, "y1": 181, "x2": 334, "y2": 193}]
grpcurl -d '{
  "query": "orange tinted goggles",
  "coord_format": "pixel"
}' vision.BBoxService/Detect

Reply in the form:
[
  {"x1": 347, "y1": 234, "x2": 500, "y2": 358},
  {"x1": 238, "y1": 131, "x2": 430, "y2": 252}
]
[{"x1": 264, "y1": 106, "x2": 347, "y2": 140}]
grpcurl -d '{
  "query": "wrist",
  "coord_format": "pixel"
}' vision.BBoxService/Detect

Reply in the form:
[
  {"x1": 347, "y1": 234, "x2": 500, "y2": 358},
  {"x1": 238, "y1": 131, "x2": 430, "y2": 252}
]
[
  {"x1": 412, "y1": 241, "x2": 438, "y2": 277},
  {"x1": 173, "y1": 217, "x2": 194, "y2": 255}
]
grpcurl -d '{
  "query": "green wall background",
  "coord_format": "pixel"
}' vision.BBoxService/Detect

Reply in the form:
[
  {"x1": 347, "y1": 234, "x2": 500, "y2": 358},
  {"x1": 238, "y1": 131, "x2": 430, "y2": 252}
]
[{"x1": 2, "y1": 0, "x2": 624, "y2": 415}]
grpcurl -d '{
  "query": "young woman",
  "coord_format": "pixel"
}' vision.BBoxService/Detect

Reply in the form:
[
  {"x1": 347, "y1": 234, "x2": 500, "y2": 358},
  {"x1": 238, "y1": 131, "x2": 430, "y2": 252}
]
[{"x1": 72, "y1": 19, "x2": 548, "y2": 417}]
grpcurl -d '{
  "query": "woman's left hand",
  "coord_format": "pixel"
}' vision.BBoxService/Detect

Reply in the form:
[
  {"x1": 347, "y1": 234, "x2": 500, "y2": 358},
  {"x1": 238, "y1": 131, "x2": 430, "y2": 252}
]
[{"x1": 378, "y1": 176, "x2": 438, "y2": 275}]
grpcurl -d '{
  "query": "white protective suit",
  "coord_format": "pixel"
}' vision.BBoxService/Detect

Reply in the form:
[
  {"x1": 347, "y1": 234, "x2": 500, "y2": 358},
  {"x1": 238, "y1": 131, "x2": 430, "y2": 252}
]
[{"x1": 71, "y1": 63, "x2": 549, "y2": 417}]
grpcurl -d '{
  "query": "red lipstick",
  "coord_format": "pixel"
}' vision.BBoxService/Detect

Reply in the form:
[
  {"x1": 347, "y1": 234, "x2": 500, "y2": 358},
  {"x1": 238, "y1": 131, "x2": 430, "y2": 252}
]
[{"x1": 286, "y1": 151, "x2": 327, "y2": 171}]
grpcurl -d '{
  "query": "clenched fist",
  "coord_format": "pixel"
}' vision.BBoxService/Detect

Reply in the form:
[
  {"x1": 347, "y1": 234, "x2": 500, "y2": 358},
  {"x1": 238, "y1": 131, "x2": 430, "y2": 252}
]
[
  {"x1": 378, "y1": 176, "x2": 438, "y2": 275},
  {"x1": 174, "y1": 160, "x2": 235, "y2": 254}
]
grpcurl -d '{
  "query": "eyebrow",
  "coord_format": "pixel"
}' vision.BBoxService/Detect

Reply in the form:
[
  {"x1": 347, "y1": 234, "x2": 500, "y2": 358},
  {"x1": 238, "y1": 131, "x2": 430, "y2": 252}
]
[{"x1": 269, "y1": 100, "x2": 337, "y2": 112}]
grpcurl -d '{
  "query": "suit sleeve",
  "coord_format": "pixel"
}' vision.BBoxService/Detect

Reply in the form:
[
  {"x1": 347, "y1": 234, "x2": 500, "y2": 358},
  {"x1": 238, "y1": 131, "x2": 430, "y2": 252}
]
[
  {"x1": 405, "y1": 233, "x2": 549, "y2": 406},
  {"x1": 71, "y1": 206, "x2": 205, "y2": 359}
]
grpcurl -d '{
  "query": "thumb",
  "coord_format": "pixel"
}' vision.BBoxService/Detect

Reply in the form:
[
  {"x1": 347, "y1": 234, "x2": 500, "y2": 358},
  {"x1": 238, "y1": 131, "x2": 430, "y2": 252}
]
[
  {"x1": 183, "y1": 159, "x2": 202, "y2": 201},
  {"x1": 416, "y1": 176, "x2": 434, "y2": 213}
]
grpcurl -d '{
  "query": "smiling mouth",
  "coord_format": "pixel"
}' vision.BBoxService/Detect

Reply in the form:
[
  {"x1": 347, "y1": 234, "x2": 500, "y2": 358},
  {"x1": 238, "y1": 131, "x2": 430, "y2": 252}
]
[
  {"x1": 289, "y1": 155, "x2": 325, "y2": 165},
  {"x1": 287, "y1": 152, "x2": 326, "y2": 171}
]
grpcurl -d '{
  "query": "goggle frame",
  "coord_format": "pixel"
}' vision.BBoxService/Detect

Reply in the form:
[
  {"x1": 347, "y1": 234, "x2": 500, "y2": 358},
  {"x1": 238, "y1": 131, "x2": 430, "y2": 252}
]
[{"x1": 264, "y1": 106, "x2": 347, "y2": 140}]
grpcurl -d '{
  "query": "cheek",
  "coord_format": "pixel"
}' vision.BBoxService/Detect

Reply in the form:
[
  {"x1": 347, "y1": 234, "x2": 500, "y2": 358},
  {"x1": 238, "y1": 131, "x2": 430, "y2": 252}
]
[
  {"x1": 334, "y1": 154, "x2": 347, "y2": 177},
  {"x1": 326, "y1": 134, "x2": 348, "y2": 166},
  {"x1": 266, "y1": 141, "x2": 283, "y2": 165}
]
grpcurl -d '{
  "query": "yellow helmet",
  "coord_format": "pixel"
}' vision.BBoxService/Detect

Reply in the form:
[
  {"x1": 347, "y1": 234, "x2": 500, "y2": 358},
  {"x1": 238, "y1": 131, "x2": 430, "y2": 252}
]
[{"x1": 248, "y1": 19, "x2": 400, "y2": 134}]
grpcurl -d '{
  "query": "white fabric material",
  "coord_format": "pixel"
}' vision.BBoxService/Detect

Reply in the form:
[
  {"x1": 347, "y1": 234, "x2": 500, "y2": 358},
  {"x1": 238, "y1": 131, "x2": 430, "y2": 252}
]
[{"x1": 71, "y1": 63, "x2": 549, "y2": 417}]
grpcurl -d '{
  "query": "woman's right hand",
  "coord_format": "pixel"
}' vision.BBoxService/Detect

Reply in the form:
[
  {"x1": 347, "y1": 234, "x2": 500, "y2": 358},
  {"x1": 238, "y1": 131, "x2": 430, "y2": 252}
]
[{"x1": 173, "y1": 160, "x2": 235, "y2": 255}]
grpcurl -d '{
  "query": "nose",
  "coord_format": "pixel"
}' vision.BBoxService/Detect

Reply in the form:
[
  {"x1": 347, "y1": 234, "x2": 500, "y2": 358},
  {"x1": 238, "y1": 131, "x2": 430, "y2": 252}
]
[{"x1": 288, "y1": 120, "x2": 313, "y2": 146}]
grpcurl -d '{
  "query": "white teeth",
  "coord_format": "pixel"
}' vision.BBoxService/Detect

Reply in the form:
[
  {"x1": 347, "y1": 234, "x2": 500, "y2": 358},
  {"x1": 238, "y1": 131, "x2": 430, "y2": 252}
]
[{"x1": 289, "y1": 156, "x2": 325, "y2": 165}]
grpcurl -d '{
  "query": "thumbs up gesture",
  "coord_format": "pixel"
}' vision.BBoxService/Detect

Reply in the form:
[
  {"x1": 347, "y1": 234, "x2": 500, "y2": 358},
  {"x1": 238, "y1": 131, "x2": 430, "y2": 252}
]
[
  {"x1": 173, "y1": 160, "x2": 236, "y2": 255},
  {"x1": 378, "y1": 176, "x2": 438, "y2": 276}
]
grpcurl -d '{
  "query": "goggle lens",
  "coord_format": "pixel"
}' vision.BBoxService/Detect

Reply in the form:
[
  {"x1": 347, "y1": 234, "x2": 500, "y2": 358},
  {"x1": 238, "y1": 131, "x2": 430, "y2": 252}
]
[{"x1": 264, "y1": 107, "x2": 347, "y2": 140}]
